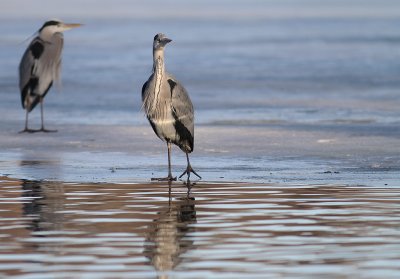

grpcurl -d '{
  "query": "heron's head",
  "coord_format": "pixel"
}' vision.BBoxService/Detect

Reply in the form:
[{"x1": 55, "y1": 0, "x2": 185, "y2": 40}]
[
  {"x1": 39, "y1": 19, "x2": 82, "y2": 35},
  {"x1": 153, "y1": 33, "x2": 172, "y2": 51}
]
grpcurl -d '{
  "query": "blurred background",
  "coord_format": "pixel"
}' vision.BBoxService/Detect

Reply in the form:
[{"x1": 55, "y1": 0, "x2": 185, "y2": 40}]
[{"x1": 1, "y1": 0, "x2": 400, "y2": 128}]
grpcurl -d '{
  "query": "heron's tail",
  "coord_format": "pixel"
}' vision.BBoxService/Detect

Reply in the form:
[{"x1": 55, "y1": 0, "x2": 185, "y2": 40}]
[
  {"x1": 22, "y1": 93, "x2": 40, "y2": 113},
  {"x1": 21, "y1": 79, "x2": 53, "y2": 112},
  {"x1": 21, "y1": 78, "x2": 40, "y2": 112}
]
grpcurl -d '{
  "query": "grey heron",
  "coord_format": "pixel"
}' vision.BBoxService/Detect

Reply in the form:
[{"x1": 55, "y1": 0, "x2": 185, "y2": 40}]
[
  {"x1": 19, "y1": 19, "x2": 82, "y2": 133},
  {"x1": 142, "y1": 33, "x2": 201, "y2": 181}
]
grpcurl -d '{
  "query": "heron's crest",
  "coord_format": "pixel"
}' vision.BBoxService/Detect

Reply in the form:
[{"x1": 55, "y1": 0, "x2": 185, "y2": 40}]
[{"x1": 19, "y1": 31, "x2": 38, "y2": 46}]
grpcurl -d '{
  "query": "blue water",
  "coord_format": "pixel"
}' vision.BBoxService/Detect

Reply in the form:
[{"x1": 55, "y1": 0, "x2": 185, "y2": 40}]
[{"x1": 0, "y1": 1, "x2": 400, "y2": 128}]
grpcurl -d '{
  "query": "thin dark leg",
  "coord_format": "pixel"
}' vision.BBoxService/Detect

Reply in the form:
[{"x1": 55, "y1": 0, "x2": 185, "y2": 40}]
[
  {"x1": 167, "y1": 142, "x2": 172, "y2": 178},
  {"x1": 151, "y1": 142, "x2": 177, "y2": 181},
  {"x1": 25, "y1": 110, "x2": 28, "y2": 130},
  {"x1": 179, "y1": 152, "x2": 201, "y2": 180},
  {"x1": 39, "y1": 99, "x2": 57, "y2": 133},
  {"x1": 19, "y1": 102, "x2": 37, "y2": 133},
  {"x1": 40, "y1": 100, "x2": 44, "y2": 130}
]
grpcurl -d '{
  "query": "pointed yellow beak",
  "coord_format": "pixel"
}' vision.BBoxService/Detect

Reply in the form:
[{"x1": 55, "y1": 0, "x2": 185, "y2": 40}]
[{"x1": 61, "y1": 23, "x2": 83, "y2": 31}]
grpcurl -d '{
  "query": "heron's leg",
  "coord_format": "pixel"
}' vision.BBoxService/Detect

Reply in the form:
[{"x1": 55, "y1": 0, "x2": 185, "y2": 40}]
[
  {"x1": 179, "y1": 152, "x2": 201, "y2": 180},
  {"x1": 151, "y1": 142, "x2": 177, "y2": 181},
  {"x1": 19, "y1": 110, "x2": 32, "y2": 133},
  {"x1": 19, "y1": 100, "x2": 37, "y2": 133},
  {"x1": 24, "y1": 109, "x2": 29, "y2": 130},
  {"x1": 167, "y1": 142, "x2": 173, "y2": 178},
  {"x1": 39, "y1": 98, "x2": 57, "y2": 133}
]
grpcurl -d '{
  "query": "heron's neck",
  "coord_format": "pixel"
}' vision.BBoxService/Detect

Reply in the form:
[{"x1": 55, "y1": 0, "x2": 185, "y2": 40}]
[
  {"x1": 39, "y1": 30, "x2": 60, "y2": 43},
  {"x1": 149, "y1": 50, "x2": 166, "y2": 109},
  {"x1": 153, "y1": 50, "x2": 165, "y2": 74}
]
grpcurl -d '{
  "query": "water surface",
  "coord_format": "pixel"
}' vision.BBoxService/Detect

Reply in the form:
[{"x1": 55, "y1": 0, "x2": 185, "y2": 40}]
[{"x1": 1, "y1": 177, "x2": 400, "y2": 278}]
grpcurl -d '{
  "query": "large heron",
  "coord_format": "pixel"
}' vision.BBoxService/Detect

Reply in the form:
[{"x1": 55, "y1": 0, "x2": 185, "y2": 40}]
[
  {"x1": 19, "y1": 19, "x2": 82, "y2": 133},
  {"x1": 142, "y1": 33, "x2": 201, "y2": 181}
]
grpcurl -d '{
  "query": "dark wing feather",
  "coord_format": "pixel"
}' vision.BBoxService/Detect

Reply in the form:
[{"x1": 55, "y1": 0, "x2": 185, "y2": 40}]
[
  {"x1": 168, "y1": 77, "x2": 195, "y2": 152},
  {"x1": 141, "y1": 79, "x2": 150, "y2": 101},
  {"x1": 19, "y1": 37, "x2": 43, "y2": 110},
  {"x1": 19, "y1": 34, "x2": 63, "y2": 111}
]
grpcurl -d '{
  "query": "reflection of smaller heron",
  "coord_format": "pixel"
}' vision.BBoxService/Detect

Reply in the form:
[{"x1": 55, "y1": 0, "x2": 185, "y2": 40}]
[
  {"x1": 19, "y1": 20, "x2": 82, "y2": 133},
  {"x1": 22, "y1": 180, "x2": 65, "y2": 233},
  {"x1": 144, "y1": 181, "x2": 197, "y2": 274}
]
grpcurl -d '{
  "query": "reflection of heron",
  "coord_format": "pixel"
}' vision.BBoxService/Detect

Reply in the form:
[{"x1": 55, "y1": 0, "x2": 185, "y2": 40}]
[
  {"x1": 19, "y1": 20, "x2": 82, "y2": 133},
  {"x1": 144, "y1": 181, "x2": 197, "y2": 275},
  {"x1": 142, "y1": 33, "x2": 201, "y2": 181},
  {"x1": 22, "y1": 180, "x2": 65, "y2": 233}
]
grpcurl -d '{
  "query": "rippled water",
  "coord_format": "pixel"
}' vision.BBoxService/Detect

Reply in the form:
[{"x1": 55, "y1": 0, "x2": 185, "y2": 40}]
[{"x1": 1, "y1": 177, "x2": 399, "y2": 278}]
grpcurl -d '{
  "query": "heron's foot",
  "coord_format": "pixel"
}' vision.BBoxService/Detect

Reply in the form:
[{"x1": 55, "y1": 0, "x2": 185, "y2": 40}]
[
  {"x1": 19, "y1": 128, "x2": 40, "y2": 134},
  {"x1": 179, "y1": 165, "x2": 201, "y2": 180},
  {"x1": 151, "y1": 175, "x2": 177, "y2": 182},
  {"x1": 40, "y1": 128, "x2": 58, "y2": 133}
]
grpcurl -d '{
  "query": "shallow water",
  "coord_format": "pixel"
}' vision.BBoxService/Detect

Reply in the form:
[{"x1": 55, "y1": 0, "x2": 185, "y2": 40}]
[{"x1": 1, "y1": 177, "x2": 400, "y2": 278}]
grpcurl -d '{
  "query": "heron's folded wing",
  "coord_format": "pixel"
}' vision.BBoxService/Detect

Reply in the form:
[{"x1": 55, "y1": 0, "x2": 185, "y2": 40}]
[{"x1": 168, "y1": 77, "x2": 194, "y2": 129}]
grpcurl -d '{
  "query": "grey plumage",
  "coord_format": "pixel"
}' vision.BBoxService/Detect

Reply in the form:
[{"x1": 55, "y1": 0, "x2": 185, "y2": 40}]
[
  {"x1": 142, "y1": 33, "x2": 201, "y2": 181},
  {"x1": 18, "y1": 20, "x2": 81, "y2": 133}
]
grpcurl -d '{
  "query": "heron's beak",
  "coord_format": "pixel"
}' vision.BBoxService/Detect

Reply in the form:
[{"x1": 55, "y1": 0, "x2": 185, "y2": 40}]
[
  {"x1": 161, "y1": 37, "x2": 172, "y2": 45},
  {"x1": 61, "y1": 23, "x2": 83, "y2": 31}
]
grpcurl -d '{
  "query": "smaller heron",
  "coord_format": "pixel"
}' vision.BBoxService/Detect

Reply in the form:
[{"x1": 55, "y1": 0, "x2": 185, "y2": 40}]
[
  {"x1": 142, "y1": 33, "x2": 201, "y2": 181},
  {"x1": 19, "y1": 19, "x2": 82, "y2": 133}
]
